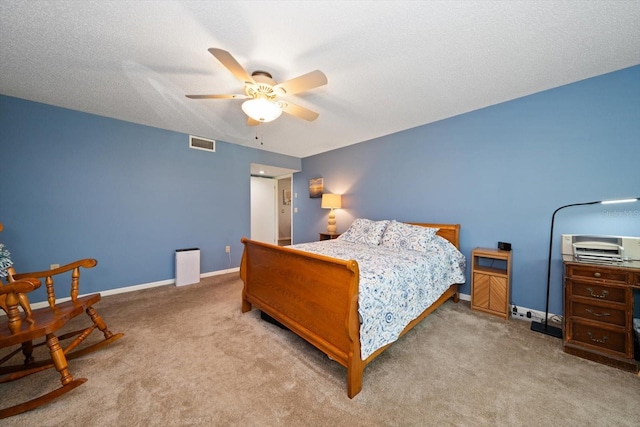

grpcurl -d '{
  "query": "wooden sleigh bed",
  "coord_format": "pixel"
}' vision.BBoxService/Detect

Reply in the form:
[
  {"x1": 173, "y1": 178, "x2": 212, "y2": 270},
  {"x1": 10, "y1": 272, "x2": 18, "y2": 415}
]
[{"x1": 240, "y1": 222, "x2": 462, "y2": 398}]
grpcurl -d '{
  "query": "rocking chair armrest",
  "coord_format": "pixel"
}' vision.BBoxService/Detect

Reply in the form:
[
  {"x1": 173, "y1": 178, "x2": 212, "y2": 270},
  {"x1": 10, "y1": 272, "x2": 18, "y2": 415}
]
[
  {"x1": 10, "y1": 259, "x2": 97, "y2": 306},
  {"x1": 0, "y1": 277, "x2": 41, "y2": 295},
  {"x1": 1, "y1": 278, "x2": 41, "y2": 337},
  {"x1": 10, "y1": 259, "x2": 98, "y2": 280}
]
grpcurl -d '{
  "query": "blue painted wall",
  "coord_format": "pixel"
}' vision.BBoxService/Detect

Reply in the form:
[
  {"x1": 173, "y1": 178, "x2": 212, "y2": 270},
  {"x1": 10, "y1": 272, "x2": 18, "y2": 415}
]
[
  {"x1": 293, "y1": 65, "x2": 640, "y2": 315},
  {"x1": 2, "y1": 66, "x2": 638, "y2": 314},
  {"x1": 0, "y1": 95, "x2": 300, "y2": 302}
]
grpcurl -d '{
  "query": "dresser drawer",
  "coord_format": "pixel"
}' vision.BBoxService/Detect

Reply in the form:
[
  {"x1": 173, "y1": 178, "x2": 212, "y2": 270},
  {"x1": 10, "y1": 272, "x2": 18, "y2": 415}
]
[
  {"x1": 569, "y1": 301, "x2": 627, "y2": 327},
  {"x1": 569, "y1": 320, "x2": 627, "y2": 356},
  {"x1": 566, "y1": 265, "x2": 629, "y2": 283},
  {"x1": 569, "y1": 281, "x2": 627, "y2": 304}
]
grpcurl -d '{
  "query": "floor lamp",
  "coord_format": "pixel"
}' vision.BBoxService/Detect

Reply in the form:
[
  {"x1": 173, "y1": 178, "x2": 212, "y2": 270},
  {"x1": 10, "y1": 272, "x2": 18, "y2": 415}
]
[{"x1": 530, "y1": 197, "x2": 639, "y2": 338}]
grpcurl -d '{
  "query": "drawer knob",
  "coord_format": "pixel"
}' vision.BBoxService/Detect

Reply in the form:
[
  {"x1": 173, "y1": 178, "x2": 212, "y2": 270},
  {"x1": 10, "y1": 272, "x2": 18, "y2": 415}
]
[
  {"x1": 585, "y1": 308, "x2": 611, "y2": 318},
  {"x1": 587, "y1": 331, "x2": 608, "y2": 344},
  {"x1": 586, "y1": 287, "x2": 608, "y2": 299},
  {"x1": 593, "y1": 272, "x2": 601, "y2": 278}
]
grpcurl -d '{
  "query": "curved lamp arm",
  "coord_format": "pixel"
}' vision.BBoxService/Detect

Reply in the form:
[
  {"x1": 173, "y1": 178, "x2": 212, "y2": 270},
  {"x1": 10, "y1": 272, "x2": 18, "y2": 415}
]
[
  {"x1": 542, "y1": 201, "x2": 599, "y2": 328},
  {"x1": 533, "y1": 197, "x2": 639, "y2": 337}
]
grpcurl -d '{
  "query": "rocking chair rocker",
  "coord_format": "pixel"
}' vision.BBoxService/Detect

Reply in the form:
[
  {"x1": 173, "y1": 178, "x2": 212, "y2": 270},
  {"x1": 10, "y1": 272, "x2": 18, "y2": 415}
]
[{"x1": 0, "y1": 230, "x2": 124, "y2": 418}]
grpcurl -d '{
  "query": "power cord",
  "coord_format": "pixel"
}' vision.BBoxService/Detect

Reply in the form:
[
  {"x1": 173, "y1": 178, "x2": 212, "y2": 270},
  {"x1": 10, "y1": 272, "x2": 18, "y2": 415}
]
[{"x1": 549, "y1": 314, "x2": 563, "y2": 324}]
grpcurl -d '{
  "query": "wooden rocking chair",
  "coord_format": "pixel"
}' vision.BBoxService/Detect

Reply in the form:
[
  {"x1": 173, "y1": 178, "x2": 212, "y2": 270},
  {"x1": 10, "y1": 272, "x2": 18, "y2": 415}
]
[{"x1": 0, "y1": 256, "x2": 124, "y2": 418}]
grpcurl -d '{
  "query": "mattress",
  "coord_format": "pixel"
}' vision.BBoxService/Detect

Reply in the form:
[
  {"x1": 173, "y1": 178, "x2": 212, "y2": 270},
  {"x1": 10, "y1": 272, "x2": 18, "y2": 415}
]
[{"x1": 290, "y1": 235, "x2": 466, "y2": 359}]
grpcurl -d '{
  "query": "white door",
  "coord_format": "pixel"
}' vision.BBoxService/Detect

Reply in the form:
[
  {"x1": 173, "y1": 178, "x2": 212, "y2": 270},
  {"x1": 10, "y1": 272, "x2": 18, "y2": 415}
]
[{"x1": 250, "y1": 176, "x2": 277, "y2": 244}]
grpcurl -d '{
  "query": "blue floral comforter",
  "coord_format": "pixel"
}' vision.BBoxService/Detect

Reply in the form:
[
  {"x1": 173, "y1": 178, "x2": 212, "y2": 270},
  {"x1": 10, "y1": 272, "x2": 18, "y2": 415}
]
[{"x1": 290, "y1": 236, "x2": 466, "y2": 359}]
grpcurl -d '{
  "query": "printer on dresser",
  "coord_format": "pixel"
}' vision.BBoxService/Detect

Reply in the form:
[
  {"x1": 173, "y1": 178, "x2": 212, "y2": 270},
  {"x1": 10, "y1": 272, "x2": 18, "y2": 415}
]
[{"x1": 562, "y1": 234, "x2": 640, "y2": 373}]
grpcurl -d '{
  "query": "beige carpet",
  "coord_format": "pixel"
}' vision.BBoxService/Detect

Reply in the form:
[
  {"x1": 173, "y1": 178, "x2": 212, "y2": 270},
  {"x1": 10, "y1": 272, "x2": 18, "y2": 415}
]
[{"x1": 2, "y1": 273, "x2": 639, "y2": 426}]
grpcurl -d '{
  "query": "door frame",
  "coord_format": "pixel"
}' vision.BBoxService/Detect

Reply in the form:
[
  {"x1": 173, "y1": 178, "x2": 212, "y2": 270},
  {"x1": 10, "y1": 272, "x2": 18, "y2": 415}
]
[
  {"x1": 250, "y1": 163, "x2": 298, "y2": 245},
  {"x1": 275, "y1": 174, "x2": 293, "y2": 245}
]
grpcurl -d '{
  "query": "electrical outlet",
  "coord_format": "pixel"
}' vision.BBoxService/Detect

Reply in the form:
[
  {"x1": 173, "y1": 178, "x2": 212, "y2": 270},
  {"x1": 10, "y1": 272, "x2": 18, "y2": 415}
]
[
  {"x1": 50, "y1": 263, "x2": 60, "y2": 269},
  {"x1": 510, "y1": 305, "x2": 534, "y2": 322},
  {"x1": 225, "y1": 246, "x2": 230, "y2": 253}
]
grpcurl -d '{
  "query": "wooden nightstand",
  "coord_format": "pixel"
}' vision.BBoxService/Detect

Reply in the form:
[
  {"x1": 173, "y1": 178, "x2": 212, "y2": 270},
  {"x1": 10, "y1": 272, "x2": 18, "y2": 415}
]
[
  {"x1": 319, "y1": 232, "x2": 341, "y2": 241},
  {"x1": 471, "y1": 247, "x2": 512, "y2": 319}
]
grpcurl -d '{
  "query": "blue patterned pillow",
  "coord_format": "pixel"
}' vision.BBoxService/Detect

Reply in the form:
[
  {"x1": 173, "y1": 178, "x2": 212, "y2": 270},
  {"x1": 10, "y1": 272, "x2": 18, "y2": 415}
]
[
  {"x1": 0, "y1": 243, "x2": 13, "y2": 278},
  {"x1": 337, "y1": 218, "x2": 390, "y2": 246},
  {"x1": 379, "y1": 221, "x2": 439, "y2": 252}
]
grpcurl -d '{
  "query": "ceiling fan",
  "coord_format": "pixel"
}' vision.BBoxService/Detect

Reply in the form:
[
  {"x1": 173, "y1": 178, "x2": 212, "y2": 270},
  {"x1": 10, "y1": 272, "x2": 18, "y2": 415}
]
[{"x1": 186, "y1": 48, "x2": 327, "y2": 125}]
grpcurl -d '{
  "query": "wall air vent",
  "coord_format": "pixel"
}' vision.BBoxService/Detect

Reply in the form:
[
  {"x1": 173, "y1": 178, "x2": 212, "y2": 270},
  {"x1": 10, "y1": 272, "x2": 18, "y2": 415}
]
[{"x1": 189, "y1": 135, "x2": 216, "y2": 152}]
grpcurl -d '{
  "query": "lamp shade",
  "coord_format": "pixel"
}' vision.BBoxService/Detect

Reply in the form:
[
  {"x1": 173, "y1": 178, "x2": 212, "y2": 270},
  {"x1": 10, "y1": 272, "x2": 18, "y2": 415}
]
[
  {"x1": 321, "y1": 194, "x2": 342, "y2": 209},
  {"x1": 241, "y1": 98, "x2": 282, "y2": 123}
]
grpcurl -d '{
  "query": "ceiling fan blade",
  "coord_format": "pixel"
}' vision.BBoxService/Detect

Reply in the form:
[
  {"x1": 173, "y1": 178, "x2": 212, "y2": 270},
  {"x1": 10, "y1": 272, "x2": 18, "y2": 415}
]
[
  {"x1": 208, "y1": 48, "x2": 255, "y2": 86},
  {"x1": 280, "y1": 101, "x2": 320, "y2": 122},
  {"x1": 273, "y1": 70, "x2": 327, "y2": 95},
  {"x1": 186, "y1": 94, "x2": 249, "y2": 99},
  {"x1": 247, "y1": 117, "x2": 261, "y2": 126}
]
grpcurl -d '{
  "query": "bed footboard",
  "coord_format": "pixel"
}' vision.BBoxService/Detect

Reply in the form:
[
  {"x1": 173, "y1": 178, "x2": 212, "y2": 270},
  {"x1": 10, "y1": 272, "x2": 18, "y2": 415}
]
[{"x1": 240, "y1": 238, "x2": 365, "y2": 397}]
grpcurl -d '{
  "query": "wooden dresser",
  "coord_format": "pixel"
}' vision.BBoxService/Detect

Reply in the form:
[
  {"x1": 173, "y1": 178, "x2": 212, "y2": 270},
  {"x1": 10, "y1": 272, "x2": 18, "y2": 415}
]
[{"x1": 563, "y1": 259, "x2": 639, "y2": 373}]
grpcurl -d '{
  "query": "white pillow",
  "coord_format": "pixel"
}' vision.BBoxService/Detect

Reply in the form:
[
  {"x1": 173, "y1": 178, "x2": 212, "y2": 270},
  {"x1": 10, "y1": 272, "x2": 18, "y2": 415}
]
[
  {"x1": 337, "y1": 218, "x2": 390, "y2": 246},
  {"x1": 379, "y1": 220, "x2": 439, "y2": 252}
]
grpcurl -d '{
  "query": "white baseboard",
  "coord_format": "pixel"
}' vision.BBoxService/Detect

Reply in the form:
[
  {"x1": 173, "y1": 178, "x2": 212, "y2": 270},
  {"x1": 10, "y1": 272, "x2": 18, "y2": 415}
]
[
  {"x1": 200, "y1": 267, "x2": 239, "y2": 279},
  {"x1": 99, "y1": 278, "x2": 174, "y2": 297},
  {"x1": 459, "y1": 292, "x2": 559, "y2": 323},
  {"x1": 3, "y1": 267, "x2": 240, "y2": 314},
  {"x1": 510, "y1": 305, "x2": 560, "y2": 323}
]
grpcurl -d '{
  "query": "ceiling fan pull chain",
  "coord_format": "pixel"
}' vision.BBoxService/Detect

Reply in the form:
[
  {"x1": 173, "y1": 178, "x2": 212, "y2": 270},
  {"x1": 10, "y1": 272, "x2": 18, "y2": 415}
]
[{"x1": 255, "y1": 130, "x2": 264, "y2": 146}]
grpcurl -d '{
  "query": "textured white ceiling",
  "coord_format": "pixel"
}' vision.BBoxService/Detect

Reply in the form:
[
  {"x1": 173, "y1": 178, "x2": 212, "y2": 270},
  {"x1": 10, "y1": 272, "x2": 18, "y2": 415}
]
[{"x1": 1, "y1": 1, "x2": 639, "y2": 158}]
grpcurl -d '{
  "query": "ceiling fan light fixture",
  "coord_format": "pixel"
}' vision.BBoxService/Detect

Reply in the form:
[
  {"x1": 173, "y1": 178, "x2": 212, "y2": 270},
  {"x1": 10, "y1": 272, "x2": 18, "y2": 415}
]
[
  {"x1": 241, "y1": 98, "x2": 282, "y2": 123},
  {"x1": 188, "y1": 49, "x2": 325, "y2": 124}
]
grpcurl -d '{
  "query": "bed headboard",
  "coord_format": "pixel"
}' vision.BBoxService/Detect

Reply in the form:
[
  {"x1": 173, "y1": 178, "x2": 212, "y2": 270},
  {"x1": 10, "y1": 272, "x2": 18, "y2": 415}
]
[{"x1": 408, "y1": 223, "x2": 460, "y2": 249}]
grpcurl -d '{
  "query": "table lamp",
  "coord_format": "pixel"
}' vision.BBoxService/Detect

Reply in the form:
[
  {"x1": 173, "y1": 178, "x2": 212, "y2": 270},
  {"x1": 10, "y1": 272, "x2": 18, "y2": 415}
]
[{"x1": 321, "y1": 194, "x2": 342, "y2": 233}]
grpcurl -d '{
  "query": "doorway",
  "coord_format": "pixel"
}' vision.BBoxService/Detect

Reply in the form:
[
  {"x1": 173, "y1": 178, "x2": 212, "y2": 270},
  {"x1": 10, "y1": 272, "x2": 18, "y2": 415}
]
[
  {"x1": 250, "y1": 163, "x2": 297, "y2": 246},
  {"x1": 276, "y1": 177, "x2": 292, "y2": 246}
]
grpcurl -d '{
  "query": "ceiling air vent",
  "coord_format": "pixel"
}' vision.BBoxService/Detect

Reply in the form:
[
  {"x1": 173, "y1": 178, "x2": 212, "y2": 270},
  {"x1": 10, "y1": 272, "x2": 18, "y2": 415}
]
[{"x1": 189, "y1": 135, "x2": 215, "y2": 152}]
